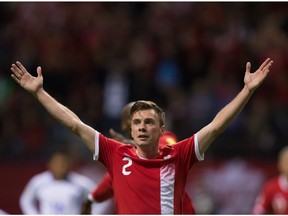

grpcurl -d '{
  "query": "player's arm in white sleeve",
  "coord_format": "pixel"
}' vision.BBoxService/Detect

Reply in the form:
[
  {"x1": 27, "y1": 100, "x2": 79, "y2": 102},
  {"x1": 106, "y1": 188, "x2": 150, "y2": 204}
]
[
  {"x1": 71, "y1": 173, "x2": 97, "y2": 213},
  {"x1": 197, "y1": 58, "x2": 273, "y2": 155},
  {"x1": 19, "y1": 178, "x2": 39, "y2": 214},
  {"x1": 81, "y1": 175, "x2": 96, "y2": 198},
  {"x1": 10, "y1": 61, "x2": 96, "y2": 152}
]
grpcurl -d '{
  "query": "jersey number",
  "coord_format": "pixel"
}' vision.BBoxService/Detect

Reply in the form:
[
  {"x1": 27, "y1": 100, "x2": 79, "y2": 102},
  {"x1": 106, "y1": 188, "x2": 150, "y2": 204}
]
[{"x1": 122, "y1": 157, "x2": 132, "y2": 175}]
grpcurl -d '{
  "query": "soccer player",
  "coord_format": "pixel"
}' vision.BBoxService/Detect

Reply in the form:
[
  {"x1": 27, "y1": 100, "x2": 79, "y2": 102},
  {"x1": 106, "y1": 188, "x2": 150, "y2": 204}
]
[
  {"x1": 19, "y1": 149, "x2": 96, "y2": 214},
  {"x1": 82, "y1": 130, "x2": 195, "y2": 214},
  {"x1": 252, "y1": 146, "x2": 288, "y2": 214},
  {"x1": 82, "y1": 102, "x2": 195, "y2": 214},
  {"x1": 11, "y1": 58, "x2": 273, "y2": 214}
]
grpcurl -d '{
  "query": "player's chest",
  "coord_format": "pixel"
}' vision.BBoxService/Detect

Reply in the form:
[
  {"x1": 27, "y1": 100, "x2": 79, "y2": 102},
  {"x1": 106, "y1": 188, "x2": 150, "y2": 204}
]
[
  {"x1": 37, "y1": 181, "x2": 81, "y2": 200},
  {"x1": 111, "y1": 153, "x2": 177, "y2": 183}
]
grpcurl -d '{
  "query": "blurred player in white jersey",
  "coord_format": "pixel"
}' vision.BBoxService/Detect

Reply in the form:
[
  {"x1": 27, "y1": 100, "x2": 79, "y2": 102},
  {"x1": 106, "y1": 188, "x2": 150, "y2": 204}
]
[{"x1": 19, "y1": 149, "x2": 96, "y2": 214}]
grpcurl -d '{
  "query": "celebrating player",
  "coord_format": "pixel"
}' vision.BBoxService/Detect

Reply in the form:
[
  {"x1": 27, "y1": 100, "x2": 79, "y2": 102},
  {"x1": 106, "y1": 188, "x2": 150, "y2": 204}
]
[
  {"x1": 81, "y1": 102, "x2": 195, "y2": 214},
  {"x1": 11, "y1": 58, "x2": 273, "y2": 214}
]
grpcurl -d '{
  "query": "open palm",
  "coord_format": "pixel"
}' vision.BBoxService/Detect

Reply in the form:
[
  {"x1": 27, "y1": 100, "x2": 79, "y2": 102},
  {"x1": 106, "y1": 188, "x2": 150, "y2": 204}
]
[
  {"x1": 244, "y1": 58, "x2": 273, "y2": 91},
  {"x1": 11, "y1": 61, "x2": 43, "y2": 94}
]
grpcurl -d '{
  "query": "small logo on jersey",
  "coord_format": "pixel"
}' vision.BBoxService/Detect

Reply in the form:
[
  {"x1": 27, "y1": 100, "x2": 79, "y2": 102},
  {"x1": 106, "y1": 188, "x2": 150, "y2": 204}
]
[{"x1": 164, "y1": 154, "x2": 171, "y2": 160}]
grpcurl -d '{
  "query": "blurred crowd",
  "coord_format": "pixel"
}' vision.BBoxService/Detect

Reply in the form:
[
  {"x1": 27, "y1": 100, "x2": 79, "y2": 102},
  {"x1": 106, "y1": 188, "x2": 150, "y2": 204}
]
[{"x1": 1, "y1": 2, "x2": 288, "y2": 162}]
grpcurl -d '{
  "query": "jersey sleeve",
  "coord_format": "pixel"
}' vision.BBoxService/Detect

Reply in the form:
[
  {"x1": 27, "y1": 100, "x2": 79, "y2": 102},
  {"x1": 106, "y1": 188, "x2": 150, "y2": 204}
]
[
  {"x1": 93, "y1": 132, "x2": 123, "y2": 172},
  {"x1": 177, "y1": 133, "x2": 204, "y2": 162},
  {"x1": 90, "y1": 173, "x2": 114, "y2": 203},
  {"x1": 19, "y1": 175, "x2": 42, "y2": 214},
  {"x1": 252, "y1": 181, "x2": 273, "y2": 214},
  {"x1": 71, "y1": 173, "x2": 96, "y2": 201},
  {"x1": 173, "y1": 133, "x2": 204, "y2": 173}
]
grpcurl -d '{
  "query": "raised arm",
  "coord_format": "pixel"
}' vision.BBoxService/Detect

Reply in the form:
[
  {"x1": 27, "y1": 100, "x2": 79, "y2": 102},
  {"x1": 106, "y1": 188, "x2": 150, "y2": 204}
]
[
  {"x1": 197, "y1": 58, "x2": 273, "y2": 155},
  {"x1": 11, "y1": 61, "x2": 96, "y2": 152}
]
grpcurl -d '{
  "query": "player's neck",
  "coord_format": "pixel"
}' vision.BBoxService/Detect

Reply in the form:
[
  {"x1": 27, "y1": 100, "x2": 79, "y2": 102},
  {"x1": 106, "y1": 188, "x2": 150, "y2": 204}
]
[{"x1": 136, "y1": 148, "x2": 159, "y2": 159}]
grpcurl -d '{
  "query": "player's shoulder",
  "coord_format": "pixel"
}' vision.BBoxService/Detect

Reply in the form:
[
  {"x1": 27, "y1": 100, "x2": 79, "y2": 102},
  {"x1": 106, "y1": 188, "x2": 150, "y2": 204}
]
[
  {"x1": 267, "y1": 176, "x2": 280, "y2": 183},
  {"x1": 31, "y1": 170, "x2": 52, "y2": 179},
  {"x1": 99, "y1": 133, "x2": 132, "y2": 148},
  {"x1": 159, "y1": 144, "x2": 173, "y2": 151},
  {"x1": 116, "y1": 144, "x2": 137, "y2": 158},
  {"x1": 264, "y1": 176, "x2": 281, "y2": 189},
  {"x1": 68, "y1": 172, "x2": 95, "y2": 186},
  {"x1": 27, "y1": 171, "x2": 53, "y2": 186}
]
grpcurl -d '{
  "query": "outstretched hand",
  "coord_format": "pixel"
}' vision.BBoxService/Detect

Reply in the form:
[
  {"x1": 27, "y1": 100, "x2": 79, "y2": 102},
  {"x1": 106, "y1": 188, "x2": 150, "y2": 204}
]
[
  {"x1": 11, "y1": 61, "x2": 43, "y2": 94},
  {"x1": 244, "y1": 58, "x2": 273, "y2": 91}
]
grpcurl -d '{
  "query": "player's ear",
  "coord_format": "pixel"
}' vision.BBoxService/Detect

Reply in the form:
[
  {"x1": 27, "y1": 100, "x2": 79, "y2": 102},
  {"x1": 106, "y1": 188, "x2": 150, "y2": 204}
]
[{"x1": 160, "y1": 126, "x2": 165, "y2": 136}]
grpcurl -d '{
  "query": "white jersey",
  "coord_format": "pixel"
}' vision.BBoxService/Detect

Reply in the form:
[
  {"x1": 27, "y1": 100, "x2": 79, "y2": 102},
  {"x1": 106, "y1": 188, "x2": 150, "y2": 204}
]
[
  {"x1": 0, "y1": 209, "x2": 8, "y2": 214},
  {"x1": 20, "y1": 171, "x2": 95, "y2": 214}
]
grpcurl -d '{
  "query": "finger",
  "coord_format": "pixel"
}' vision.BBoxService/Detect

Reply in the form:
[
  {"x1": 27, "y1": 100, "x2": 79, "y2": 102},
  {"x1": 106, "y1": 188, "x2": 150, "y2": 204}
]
[
  {"x1": 245, "y1": 62, "x2": 251, "y2": 74},
  {"x1": 16, "y1": 61, "x2": 28, "y2": 75},
  {"x1": 264, "y1": 61, "x2": 273, "y2": 76},
  {"x1": 259, "y1": 58, "x2": 271, "y2": 71},
  {"x1": 109, "y1": 128, "x2": 116, "y2": 136},
  {"x1": 262, "y1": 60, "x2": 273, "y2": 74},
  {"x1": 11, "y1": 64, "x2": 23, "y2": 79},
  {"x1": 11, "y1": 74, "x2": 21, "y2": 85},
  {"x1": 12, "y1": 62, "x2": 24, "y2": 76},
  {"x1": 37, "y1": 66, "x2": 42, "y2": 77}
]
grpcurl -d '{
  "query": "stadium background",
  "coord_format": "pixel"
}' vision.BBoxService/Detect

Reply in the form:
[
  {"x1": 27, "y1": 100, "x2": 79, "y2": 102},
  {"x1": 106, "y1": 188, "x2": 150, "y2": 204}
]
[{"x1": 0, "y1": 2, "x2": 287, "y2": 214}]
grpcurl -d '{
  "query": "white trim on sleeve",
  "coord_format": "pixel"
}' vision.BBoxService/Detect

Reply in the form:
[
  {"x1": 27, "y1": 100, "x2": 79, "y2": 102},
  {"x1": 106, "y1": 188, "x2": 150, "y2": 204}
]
[
  {"x1": 194, "y1": 133, "x2": 204, "y2": 161},
  {"x1": 93, "y1": 131, "x2": 100, "y2": 161}
]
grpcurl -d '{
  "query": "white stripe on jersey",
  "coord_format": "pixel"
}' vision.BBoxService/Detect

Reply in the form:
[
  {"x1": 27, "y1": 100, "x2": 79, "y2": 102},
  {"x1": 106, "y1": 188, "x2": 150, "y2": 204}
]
[
  {"x1": 160, "y1": 163, "x2": 175, "y2": 214},
  {"x1": 93, "y1": 131, "x2": 100, "y2": 160}
]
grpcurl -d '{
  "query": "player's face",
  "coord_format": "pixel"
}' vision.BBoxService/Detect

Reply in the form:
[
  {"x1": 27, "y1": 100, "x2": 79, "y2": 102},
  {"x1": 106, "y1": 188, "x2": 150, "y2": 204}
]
[
  {"x1": 48, "y1": 153, "x2": 70, "y2": 179},
  {"x1": 130, "y1": 109, "x2": 164, "y2": 148},
  {"x1": 278, "y1": 150, "x2": 288, "y2": 177}
]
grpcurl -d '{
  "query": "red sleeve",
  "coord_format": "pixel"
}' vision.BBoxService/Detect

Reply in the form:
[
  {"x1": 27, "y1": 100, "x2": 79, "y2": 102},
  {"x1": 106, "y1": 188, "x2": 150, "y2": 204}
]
[
  {"x1": 98, "y1": 133, "x2": 124, "y2": 172},
  {"x1": 252, "y1": 179, "x2": 274, "y2": 214},
  {"x1": 91, "y1": 173, "x2": 114, "y2": 202},
  {"x1": 173, "y1": 135, "x2": 199, "y2": 170}
]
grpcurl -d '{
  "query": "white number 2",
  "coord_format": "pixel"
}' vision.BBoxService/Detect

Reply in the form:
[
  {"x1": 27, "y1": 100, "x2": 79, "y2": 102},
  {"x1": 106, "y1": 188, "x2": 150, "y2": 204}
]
[{"x1": 122, "y1": 157, "x2": 132, "y2": 175}]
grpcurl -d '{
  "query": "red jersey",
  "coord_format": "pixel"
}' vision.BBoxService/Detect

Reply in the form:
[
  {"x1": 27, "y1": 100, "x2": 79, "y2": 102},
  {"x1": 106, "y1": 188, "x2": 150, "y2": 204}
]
[
  {"x1": 94, "y1": 132, "x2": 203, "y2": 214},
  {"x1": 252, "y1": 175, "x2": 288, "y2": 214},
  {"x1": 160, "y1": 131, "x2": 195, "y2": 214},
  {"x1": 91, "y1": 173, "x2": 113, "y2": 202},
  {"x1": 91, "y1": 131, "x2": 195, "y2": 214}
]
